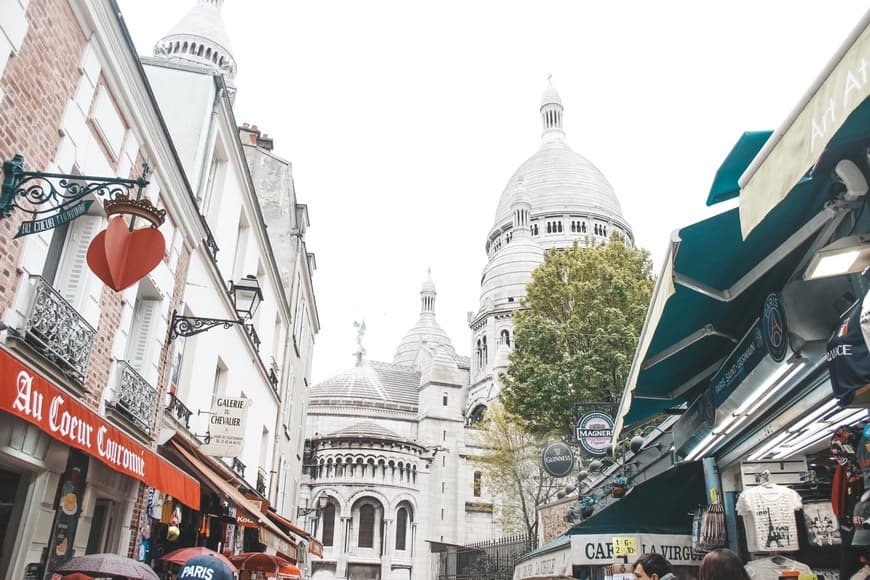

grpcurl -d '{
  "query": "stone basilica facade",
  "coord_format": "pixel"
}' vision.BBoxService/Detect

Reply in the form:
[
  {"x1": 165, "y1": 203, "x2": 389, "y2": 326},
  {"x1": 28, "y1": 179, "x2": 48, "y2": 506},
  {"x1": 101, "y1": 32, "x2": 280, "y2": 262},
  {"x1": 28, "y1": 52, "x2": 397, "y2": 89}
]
[{"x1": 301, "y1": 82, "x2": 634, "y2": 580}]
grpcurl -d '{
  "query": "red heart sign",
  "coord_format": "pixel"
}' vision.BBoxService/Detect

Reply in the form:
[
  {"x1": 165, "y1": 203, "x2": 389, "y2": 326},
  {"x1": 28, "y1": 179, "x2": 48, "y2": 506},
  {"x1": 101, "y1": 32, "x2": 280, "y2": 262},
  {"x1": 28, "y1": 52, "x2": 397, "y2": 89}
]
[{"x1": 87, "y1": 216, "x2": 165, "y2": 292}]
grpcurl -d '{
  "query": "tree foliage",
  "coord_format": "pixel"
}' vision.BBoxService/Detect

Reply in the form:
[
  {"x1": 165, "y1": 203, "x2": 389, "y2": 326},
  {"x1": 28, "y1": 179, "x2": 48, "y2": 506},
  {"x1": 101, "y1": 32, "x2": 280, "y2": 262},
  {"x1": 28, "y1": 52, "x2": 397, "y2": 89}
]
[
  {"x1": 502, "y1": 236, "x2": 654, "y2": 436},
  {"x1": 471, "y1": 402, "x2": 566, "y2": 538}
]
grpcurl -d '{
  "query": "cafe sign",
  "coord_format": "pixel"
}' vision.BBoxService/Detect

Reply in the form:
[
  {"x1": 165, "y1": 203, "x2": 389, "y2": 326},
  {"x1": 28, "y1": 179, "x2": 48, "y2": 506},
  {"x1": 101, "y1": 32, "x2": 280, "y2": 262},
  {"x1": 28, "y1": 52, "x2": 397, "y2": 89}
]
[{"x1": 570, "y1": 534, "x2": 701, "y2": 566}]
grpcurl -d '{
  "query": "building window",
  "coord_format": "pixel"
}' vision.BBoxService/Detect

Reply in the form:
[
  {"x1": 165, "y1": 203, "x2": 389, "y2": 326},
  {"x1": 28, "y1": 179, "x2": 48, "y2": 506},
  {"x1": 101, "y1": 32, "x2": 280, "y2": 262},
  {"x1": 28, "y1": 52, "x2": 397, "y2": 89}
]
[
  {"x1": 396, "y1": 507, "x2": 408, "y2": 551},
  {"x1": 358, "y1": 504, "x2": 375, "y2": 548},
  {"x1": 473, "y1": 471, "x2": 482, "y2": 497},
  {"x1": 321, "y1": 502, "x2": 335, "y2": 547},
  {"x1": 441, "y1": 508, "x2": 444, "y2": 520},
  {"x1": 442, "y1": 430, "x2": 446, "y2": 441},
  {"x1": 500, "y1": 329, "x2": 510, "y2": 347},
  {"x1": 442, "y1": 392, "x2": 448, "y2": 406},
  {"x1": 441, "y1": 482, "x2": 445, "y2": 493}
]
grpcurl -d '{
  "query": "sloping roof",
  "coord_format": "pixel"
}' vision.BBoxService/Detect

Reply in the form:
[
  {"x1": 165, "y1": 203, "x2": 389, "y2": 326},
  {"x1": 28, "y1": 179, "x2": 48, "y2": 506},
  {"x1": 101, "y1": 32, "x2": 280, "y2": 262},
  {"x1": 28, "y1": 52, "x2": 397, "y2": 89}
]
[
  {"x1": 325, "y1": 421, "x2": 407, "y2": 441},
  {"x1": 309, "y1": 360, "x2": 419, "y2": 407}
]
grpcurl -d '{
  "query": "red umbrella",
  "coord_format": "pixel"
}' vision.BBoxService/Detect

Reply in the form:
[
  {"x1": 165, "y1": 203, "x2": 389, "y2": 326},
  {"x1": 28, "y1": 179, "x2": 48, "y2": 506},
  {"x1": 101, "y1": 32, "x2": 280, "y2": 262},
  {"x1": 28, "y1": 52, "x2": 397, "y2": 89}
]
[
  {"x1": 230, "y1": 552, "x2": 293, "y2": 575},
  {"x1": 159, "y1": 546, "x2": 238, "y2": 572}
]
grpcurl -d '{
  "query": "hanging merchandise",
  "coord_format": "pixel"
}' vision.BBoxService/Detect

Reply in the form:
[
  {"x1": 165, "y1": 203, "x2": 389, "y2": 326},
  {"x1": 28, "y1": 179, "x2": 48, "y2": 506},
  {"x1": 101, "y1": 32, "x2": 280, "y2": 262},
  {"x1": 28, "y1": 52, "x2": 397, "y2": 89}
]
[
  {"x1": 691, "y1": 509, "x2": 704, "y2": 555},
  {"x1": 803, "y1": 501, "x2": 842, "y2": 546},
  {"x1": 826, "y1": 287, "x2": 870, "y2": 406},
  {"x1": 744, "y1": 555, "x2": 814, "y2": 580},
  {"x1": 699, "y1": 501, "x2": 727, "y2": 552},
  {"x1": 160, "y1": 496, "x2": 175, "y2": 525},
  {"x1": 737, "y1": 482, "x2": 804, "y2": 553},
  {"x1": 199, "y1": 514, "x2": 210, "y2": 537},
  {"x1": 166, "y1": 504, "x2": 182, "y2": 542}
]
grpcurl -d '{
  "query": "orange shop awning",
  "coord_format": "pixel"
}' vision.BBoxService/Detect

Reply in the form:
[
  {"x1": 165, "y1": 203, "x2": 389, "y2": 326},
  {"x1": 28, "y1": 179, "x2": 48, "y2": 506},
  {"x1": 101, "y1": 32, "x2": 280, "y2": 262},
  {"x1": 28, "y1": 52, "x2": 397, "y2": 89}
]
[
  {"x1": 0, "y1": 348, "x2": 200, "y2": 509},
  {"x1": 168, "y1": 439, "x2": 295, "y2": 549}
]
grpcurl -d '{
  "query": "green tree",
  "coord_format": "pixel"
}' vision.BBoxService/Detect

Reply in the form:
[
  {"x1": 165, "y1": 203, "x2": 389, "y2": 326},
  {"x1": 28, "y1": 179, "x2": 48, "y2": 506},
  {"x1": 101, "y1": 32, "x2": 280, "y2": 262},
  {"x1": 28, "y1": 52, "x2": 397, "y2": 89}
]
[
  {"x1": 471, "y1": 401, "x2": 566, "y2": 538},
  {"x1": 502, "y1": 235, "x2": 654, "y2": 436}
]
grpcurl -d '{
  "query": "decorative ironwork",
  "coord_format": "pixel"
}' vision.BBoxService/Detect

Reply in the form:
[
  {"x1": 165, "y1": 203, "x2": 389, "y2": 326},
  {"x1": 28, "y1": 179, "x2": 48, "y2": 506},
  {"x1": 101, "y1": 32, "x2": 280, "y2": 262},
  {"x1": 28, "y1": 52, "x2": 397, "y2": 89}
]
[
  {"x1": 23, "y1": 276, "x2": 96, "y2": 384},
  {"x1": 256, "y1": 468, "x2": 267, "y2": 495},
  {"x1": 245, "y1": 323, "x2": 261, "y2": 352},
  {"x1": 104, "y1": 193, "x2": 165, "y2": 227},
  {"x1": 1, "y1": 154, "x2": 151, "y2": 236},
  {"x1": 108, "y1": 361, "x2": 158, "y2": 434},
  {"x1": 232, "y1": 456, "x2": 246, "y2": 478},
  {"x1": 268, "y1": 358, "x2": 280, "y2": 394},
  {"x1": 201, "y1": 217, "x2": 219, "y2": 263},
  {"x1": 165, "y1": 392, "x2": 194, "y2": 429},
  {"x1": 440, "y1": 534, "x2": 536, "y2": 580},
  {"x1": 169, "y1": 310, "x2": 244, "y2": 342}
]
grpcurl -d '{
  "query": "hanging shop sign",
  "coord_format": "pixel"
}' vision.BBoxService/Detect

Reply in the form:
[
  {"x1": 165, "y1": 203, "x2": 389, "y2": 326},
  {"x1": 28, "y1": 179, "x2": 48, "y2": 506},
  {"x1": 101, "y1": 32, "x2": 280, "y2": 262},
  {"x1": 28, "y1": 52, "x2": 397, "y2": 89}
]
[
  {"x1": 514, "y1": 544, "x2": 573, "y2": 580},
  {"x1": 541, "y1": 442, "x2": 575, "y2": 478},
  {"x1": 0, "y1": 348, "x2": 200, "y2": 509},
  {"x1": 711, "y1": 320, "x2": 765, "y2": 406},
  {"x1": 762, "y1": 293, "x2": 789, "y2": 363},
  {"x1": 575, "y1": 412, "x2": 614, "y2": 456},
  {"x1": 673, "y1": 388, "x2": 716, "y2": 455},
  {"x1": 570, "y1": 534, "x2": 701, "y2": 566},
  {"x1": 200, "y1": 396, "x2": 250, "y2": 457}
]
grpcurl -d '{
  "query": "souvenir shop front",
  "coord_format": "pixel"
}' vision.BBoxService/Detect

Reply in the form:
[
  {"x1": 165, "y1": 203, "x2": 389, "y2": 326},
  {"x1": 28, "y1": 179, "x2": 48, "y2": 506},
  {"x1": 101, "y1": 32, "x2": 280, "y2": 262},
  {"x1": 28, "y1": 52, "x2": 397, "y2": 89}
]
[{"x1": 611, "y1": 13, "x2": 870, "y2": 579}]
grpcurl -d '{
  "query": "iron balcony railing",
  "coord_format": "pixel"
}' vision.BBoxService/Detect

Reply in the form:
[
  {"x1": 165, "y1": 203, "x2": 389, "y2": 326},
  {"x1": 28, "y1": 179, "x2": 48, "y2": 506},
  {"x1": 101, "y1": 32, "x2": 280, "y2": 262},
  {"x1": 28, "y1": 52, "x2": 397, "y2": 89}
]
[
  {"x1": 256, "y1": 468, "x2": 267, "y2": 495},
  {"x1": 232, "y1": 456, "x2": 246, "y2": 478},
  {"x1": 108, "y1": 361, "x2": 158, "y2": 435},
  {"x1": 201, "y1": 216, "x2": 219, "y2": 263},
  {"x1": 23, "y1": 276, "x2": 96, "y2": 384},
  {"x1": 165, "y1": 392, "x2": 194, "y2": 429},
  {"x1": 268, "y1": 357, "x2": 279, "y2": 394}
]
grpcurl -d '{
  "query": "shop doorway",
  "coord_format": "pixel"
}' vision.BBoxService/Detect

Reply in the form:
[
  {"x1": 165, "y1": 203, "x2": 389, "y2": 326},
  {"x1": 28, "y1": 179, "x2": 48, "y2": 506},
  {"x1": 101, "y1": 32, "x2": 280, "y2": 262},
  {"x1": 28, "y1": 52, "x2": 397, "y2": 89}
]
[
  {"x1": 0, "y1": 468, "x2": 25, "y2": 578},
  {"x1": 86, "y1": 498, "x2": 119, "y2": 554}
]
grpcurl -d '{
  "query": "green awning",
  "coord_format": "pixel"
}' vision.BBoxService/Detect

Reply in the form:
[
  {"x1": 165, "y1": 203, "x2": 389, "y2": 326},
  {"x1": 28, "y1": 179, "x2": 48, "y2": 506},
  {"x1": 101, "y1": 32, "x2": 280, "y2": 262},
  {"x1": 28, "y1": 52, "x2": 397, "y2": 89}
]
[
  {"x1": 568, "y1": 462, "x2": 705, "y2": 536},
  {"x1": 707, "y1": 131, "x2": 772, "y2": 206}
]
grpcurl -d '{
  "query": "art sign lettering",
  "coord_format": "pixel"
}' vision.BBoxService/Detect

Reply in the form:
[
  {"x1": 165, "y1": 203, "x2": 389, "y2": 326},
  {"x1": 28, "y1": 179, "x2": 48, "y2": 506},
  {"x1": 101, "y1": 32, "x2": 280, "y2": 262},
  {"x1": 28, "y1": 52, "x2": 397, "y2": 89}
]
[
  {"x1": 575, "y1": 412, "x2": 614, "y2": 456},
  {"x1": 14, "y1": 200, "x2": 93, "y2": 238}
]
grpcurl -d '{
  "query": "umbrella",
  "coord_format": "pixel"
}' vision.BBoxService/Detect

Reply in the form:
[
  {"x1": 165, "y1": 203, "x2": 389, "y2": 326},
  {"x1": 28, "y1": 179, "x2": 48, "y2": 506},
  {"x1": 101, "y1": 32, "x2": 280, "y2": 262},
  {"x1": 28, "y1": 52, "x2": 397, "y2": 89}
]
[
  {"x1": 55, "y1": 553, "x2": 159, "y2": 580},
  {"x1": 230, "y1": 552, "x2": 293, "y2": 574},
  {"x1": 159, "y1": 546, "x2": 238, "y2": 572},
  {"x1": 278, "y1": 563, "x2": 303, "y2": 578}
]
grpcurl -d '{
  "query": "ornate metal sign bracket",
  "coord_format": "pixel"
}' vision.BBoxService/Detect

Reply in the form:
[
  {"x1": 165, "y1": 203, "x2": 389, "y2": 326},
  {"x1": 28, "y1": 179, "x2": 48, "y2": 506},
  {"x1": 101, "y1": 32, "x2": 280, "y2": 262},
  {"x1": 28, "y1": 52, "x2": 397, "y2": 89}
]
[{"x1": 0, "y1": 154, "x2": 163, "y2": 237}]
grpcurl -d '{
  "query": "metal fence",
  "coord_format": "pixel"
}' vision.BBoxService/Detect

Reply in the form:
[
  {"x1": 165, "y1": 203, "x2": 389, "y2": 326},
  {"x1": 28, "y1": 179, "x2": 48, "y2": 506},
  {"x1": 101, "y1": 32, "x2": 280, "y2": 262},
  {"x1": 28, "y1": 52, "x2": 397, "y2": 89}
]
[{"x1": 438, "y1": 533, "x2": 537, "y2": 580}]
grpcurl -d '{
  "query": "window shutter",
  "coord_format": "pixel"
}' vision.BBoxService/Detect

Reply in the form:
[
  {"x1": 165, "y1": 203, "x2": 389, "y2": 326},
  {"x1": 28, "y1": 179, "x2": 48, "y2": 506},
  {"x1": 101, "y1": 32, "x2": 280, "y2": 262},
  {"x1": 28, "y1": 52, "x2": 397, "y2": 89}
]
[
  {"x1": 127, "y1": 299, "x2": 159, "y2": 373},
  {"x1": 57, "y1": 216, "x2": 101, "y2": 307}
]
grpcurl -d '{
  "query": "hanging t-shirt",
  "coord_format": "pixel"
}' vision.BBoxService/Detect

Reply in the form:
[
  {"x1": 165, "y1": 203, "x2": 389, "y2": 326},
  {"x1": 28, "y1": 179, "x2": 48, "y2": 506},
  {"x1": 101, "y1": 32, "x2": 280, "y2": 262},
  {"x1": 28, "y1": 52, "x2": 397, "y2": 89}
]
[
  {"x1": 827, "y1": 290, "x2": 870, "y2": 404},
  {"x1": 737, "y1": 483, "x2": 803, "y2": 552},
  {"x1": 803, "y1": 501, "x2": 841, "y2": 546},
  {"x1": 744, "y1": 556, "x2": 813, "y2": 580}
]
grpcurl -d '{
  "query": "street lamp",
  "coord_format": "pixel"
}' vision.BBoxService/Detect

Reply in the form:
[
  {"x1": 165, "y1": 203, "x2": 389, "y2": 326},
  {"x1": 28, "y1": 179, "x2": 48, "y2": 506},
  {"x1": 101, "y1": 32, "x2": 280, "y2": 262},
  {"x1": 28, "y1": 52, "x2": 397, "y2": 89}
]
[
  {"x1": 169, "y1": 275, "x2": 264, "y2": 342},
  {"x1": 297, "y1": 495, "x2": 328, "y2": 518}
]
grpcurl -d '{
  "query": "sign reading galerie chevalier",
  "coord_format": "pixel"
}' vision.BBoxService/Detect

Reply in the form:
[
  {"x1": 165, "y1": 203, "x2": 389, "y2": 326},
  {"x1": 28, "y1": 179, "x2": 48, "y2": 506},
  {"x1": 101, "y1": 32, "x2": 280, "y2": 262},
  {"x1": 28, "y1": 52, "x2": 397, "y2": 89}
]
[
  {"x1": 541, "y1": 441, "x2": 575, "y2": 478},
  {"x1": 575, "y1": 412, "x2": 614, "y2": 456},
  {"x1": 0, "y1": 348, "x2": 200, "y2": 509},
  {"x1": 200, "y1": 396, "x2": 249, "y2": 457}
]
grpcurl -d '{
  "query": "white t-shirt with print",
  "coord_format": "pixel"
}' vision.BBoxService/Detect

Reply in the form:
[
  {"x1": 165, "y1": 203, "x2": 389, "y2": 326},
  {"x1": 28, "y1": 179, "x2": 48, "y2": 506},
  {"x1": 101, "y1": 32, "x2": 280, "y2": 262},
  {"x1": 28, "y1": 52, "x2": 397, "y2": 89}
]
[
  {"x1": 736, "y1": 484, "x2": 803, "y2": 553},
  {"x1": 744, "y1": 557, "x2": 813, "y2": 580}
]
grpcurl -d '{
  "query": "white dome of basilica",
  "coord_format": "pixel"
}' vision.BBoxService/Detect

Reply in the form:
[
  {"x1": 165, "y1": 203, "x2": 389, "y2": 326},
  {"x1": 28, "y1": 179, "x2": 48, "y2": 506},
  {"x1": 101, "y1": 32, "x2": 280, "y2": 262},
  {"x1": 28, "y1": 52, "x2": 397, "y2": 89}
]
[
  {"x1": 153, "y1": 0, "x2": 237, "y2": 79},
  {"x1": 394, "y1": 273, "x2": 457, "y2": 366}
]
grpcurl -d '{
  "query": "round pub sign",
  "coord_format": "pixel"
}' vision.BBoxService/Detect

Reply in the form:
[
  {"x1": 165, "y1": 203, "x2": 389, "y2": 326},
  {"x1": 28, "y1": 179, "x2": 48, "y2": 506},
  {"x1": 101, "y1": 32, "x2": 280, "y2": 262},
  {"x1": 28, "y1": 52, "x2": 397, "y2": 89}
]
[
  {"x1": 575, "y1": 412, "x2": 614, "y2": 456},
  {"x1": 541, "y1": 441, "x2": 575, "y2": 478}
]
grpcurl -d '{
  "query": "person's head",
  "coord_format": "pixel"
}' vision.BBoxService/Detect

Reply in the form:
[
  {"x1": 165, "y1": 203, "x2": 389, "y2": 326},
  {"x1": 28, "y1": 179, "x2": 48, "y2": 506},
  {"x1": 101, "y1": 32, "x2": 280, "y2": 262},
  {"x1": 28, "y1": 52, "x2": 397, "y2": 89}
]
[
  {"x1": 699, "y1": 548, "x2": 749, "y2": 580},
  {"x1": 633, "y1": 553, "x2": 673, "y2": 579}
]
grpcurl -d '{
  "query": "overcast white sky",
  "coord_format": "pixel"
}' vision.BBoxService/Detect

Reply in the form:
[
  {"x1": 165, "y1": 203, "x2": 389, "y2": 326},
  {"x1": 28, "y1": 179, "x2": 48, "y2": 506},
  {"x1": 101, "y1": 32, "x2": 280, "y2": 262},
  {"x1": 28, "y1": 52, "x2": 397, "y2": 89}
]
[{"x1": 117, "y1": 0, "x2": 868, "y2": 384}]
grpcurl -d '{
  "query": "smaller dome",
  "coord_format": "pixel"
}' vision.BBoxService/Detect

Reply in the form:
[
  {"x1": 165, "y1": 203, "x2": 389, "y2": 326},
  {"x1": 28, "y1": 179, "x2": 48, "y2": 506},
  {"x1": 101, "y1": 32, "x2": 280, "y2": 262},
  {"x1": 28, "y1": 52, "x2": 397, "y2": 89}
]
[
  {"x1": 479, "y1": 235, "x2": 544, "y2": 310},
  {"x1": 541, "y1": 80, "x2": 562, "y2": 108},
  {"x1": 421, "y1": 274, "x2": 436, "y2": 294}
]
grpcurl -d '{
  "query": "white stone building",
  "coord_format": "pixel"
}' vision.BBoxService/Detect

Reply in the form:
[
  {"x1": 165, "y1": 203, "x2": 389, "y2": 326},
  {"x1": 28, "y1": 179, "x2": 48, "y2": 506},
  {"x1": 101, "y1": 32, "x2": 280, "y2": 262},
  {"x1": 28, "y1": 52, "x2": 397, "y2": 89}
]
[{"x1": 300, "y1": 82, "x2": 633, "y2": 580}]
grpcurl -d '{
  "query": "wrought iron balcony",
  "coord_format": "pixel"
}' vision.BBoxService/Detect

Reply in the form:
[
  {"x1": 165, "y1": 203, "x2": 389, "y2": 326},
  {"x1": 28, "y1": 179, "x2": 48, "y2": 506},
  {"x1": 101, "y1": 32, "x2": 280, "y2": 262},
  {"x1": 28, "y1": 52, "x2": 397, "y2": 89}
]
[
  {"x1": 245, "y1": 323, "x2": 261, "y2": 352},
  {"x1": 23, "y1": 276, "x2": 95, "y2": 384},
  {"x1": 256, "y1": 468, "x2": 267, "y2": 495},
  {"x1": 108, "y1": 361, "x2": 158, "y2": 435},
  {"x1": 268, "y1": 357, "x2": 279, "y2": 394},
  {"x1": 201, "y1": 216, "x2": 219, "y2": 263},
  {"x1": 232, "y1": 456, "x2": 246, "y2": 478},
  {"x1": 165, "y1": 392, "x2": 194, "y2": 430}
]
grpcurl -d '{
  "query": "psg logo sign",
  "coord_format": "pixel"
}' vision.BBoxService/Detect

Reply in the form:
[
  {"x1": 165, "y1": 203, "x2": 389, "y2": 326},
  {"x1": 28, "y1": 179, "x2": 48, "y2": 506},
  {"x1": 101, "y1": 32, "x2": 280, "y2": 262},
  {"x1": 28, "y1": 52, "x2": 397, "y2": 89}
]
[
  {"x1": 762, "y1": 293, "x2": 789, "y2": 363},
  {"x1": 575, "y1": 412, "x2": 614, "y2": 456}
]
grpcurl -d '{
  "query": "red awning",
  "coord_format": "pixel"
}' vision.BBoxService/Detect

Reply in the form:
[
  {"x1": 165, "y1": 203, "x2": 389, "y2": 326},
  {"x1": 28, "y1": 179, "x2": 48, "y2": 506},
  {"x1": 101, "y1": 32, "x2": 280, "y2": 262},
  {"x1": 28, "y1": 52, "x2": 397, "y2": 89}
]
[{"x1": 0, "y1": 348, "x2": 200, "y2": 509}]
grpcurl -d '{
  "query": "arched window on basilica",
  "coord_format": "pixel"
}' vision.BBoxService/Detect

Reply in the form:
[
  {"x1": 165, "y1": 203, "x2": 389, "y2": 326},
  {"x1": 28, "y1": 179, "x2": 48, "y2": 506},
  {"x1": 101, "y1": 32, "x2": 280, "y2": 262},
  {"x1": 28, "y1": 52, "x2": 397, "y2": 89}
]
[
  {"x1": 466, "y1": 404, "x2": 487, "y2": 426},
  {"x1": 353, "y1": 498, "x2": 383, "y2": 551},
  {"x1": 473, "y1": 471, "x2": 482, "y2": 497},
  {"x1": 500, "y1": 329, "x2": 510, "y2": 347},
  {"x1": 320, "y1": 500, "x2": 336, "y2": 547},
  {"x1": 396, "y1": 504, "x2": 413, "y2": 551}
]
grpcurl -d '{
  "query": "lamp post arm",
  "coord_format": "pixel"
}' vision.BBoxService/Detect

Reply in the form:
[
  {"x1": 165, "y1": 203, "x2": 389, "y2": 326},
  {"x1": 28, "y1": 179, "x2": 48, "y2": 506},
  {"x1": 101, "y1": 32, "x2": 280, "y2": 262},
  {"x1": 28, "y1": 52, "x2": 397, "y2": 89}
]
[{"x1": 169, "y1": 311, "x2": 244, "y2": 342}]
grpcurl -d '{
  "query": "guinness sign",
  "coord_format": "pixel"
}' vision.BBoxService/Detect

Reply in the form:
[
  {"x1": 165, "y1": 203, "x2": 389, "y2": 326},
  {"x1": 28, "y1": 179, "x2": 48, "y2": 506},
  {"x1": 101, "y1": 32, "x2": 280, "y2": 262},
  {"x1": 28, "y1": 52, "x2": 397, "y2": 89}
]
[{"x1": 541, "y1": 441, "x2": 574, "y2": 478}]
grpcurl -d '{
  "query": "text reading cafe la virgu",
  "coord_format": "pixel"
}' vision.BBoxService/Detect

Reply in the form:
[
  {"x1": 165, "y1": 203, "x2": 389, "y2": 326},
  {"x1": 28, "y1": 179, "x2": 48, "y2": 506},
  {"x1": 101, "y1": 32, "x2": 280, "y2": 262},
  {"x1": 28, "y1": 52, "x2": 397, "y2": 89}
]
[{"x1": 515, "y1": 11, "x2": 870, "y2": 580}]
